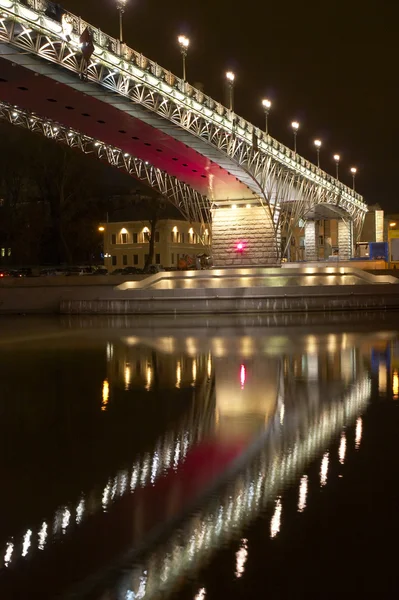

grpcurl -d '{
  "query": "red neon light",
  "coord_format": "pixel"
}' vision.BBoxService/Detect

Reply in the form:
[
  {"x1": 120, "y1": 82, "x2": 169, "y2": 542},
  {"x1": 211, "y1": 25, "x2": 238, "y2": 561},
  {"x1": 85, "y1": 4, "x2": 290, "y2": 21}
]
[
  {"x1": 240, "y1": 364, "x2": 246, "y2": 389},
  {"x1": 236, "y1": 242, "x2": 244, "y2": 252}
]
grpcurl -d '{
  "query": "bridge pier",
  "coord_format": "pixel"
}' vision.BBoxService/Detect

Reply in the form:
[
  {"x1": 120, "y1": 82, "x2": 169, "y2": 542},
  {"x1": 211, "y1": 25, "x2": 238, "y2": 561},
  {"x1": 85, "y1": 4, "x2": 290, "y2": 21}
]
[
  {"x1": 304, "y1": 220, "x2": 319, "y2": 261},
  {"x1": 338, "y1": 220, "x2": 353, "y2": 260},
  {"x1": 211, "y1": 206, "x2": 280, "y2": 267}
]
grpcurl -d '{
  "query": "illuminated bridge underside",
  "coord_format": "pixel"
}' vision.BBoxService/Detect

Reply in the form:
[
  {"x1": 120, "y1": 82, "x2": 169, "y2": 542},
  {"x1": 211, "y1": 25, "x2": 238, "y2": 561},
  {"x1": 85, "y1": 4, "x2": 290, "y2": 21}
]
[
  {"x1": 0, "y1": 1, "x2": 367, "y2": 259},
  {"x1": 0, "y1": 100, "x2": 211, "y2": 235}
]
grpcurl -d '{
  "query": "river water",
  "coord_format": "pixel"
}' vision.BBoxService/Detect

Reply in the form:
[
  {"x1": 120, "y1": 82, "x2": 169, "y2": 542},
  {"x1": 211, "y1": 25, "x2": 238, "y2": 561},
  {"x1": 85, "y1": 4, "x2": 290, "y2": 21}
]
[{"x1": 0, "y1": 313, "x2": 398, "y2": 599}]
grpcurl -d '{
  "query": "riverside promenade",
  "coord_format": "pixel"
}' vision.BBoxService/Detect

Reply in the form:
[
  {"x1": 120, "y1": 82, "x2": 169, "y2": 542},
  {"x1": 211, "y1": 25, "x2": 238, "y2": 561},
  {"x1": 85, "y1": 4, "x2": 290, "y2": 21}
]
[{"x1": 0, "y1": 266, "x2": 399, "y2": 315}]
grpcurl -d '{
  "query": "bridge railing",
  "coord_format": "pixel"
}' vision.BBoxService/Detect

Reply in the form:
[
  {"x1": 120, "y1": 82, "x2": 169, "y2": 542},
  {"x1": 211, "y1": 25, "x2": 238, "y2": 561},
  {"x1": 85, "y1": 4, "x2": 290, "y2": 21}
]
[{"x1": 15, "y1": 0, "x2": 365, "y2": 209}]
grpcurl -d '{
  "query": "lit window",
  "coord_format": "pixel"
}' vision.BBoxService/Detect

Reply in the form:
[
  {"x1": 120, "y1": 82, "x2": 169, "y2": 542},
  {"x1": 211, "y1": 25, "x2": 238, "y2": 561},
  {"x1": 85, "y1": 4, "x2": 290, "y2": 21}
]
[
  {"x1": 144, "y1": 232, "x2": 150, "y2": 242},
  {"x1": 1, "y1": 248, "x2": 4, "y2": 258},
  {"x1": 7, "y1": 248, "x2": 11, "y2": 257}
]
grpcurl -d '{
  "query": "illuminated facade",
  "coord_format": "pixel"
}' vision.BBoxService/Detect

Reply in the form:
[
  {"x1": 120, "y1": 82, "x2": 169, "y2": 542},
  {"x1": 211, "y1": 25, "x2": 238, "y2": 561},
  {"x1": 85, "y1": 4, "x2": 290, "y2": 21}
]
[{"x1": 100, "y1": 218, "x2": 210, "y2": 270}]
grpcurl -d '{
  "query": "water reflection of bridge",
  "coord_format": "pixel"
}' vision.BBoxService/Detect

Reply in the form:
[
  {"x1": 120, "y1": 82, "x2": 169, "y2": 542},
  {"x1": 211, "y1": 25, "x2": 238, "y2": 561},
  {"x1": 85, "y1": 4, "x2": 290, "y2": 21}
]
[{"x1": 0, "y1": 328, "x2": 373, "y2": 600}]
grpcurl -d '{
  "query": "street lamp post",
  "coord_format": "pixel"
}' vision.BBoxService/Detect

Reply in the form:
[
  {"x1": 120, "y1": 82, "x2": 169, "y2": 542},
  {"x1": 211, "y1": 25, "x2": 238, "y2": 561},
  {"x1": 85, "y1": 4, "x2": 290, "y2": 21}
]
[
  {"x1": 291, "y1": 121, "x2": 299, "y2": 153},
  {"x1": 226, "y1": 71, "x2": 235, "y2": 111},
  {"x1": 333, "y1": 154, "x2": 340, "y2": 180},
  {"x1": 350, "y1": 167, "x2": 357, "y2": 191},
  {"x1": 116, "y1": 0, "x2": 127, "y2": 43},
  {"x1": 178, "y1": 35, "x2": 189, "y2": 81},
  {"x1": 262, "y1": 99, "x2": 272, "y2": 135},
  {"x1": 314, "y1": 139, "x2": 322, "y2": 168}
]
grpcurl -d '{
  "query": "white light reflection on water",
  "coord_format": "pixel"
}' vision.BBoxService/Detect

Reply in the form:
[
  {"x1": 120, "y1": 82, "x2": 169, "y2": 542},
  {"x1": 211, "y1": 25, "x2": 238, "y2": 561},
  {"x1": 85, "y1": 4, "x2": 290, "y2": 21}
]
[
  {"x1": 62, "y1": 508, "x2": 71, "y2": 534},
  {"x1": 194, "y1": 587, "x2": 206, "y2": 600},
  {"x1": 235, "y1": 538, "x2": 248, "y2": 578},
  {"x1": 270, "y1": 498, "x2": 282, "y2": 538},
  {"x1": 38, "y1": 522, "x2": 47, "y2": 550},
  {"x1": 298, "y1": 475, "x2": 308, "y2": 512},
  {"x1": 4, "y1": 541, "x2": 13, "y2": 567},
  {"x1": 76, "y1": 499, "x2": 85, "y2": 524},
  {"x1": 22, "y1": 529, "x2": 32, "y2": 557},
  {"x1": 355, "y1": 418, "x2": 363, "y2": 450},
  {"x1": 339, "y1": 432, "x2": 346, "y2": 465},
  {"x1": 320, "y1": 452, "x2": 329, "y2": 486}
]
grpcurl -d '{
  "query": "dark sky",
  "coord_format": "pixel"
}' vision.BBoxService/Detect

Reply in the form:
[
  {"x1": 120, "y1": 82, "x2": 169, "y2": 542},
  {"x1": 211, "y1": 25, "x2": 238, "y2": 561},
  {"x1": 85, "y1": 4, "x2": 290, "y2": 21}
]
[{"x1": 53, "y1": 1, "x2": 399, "y2": 211}]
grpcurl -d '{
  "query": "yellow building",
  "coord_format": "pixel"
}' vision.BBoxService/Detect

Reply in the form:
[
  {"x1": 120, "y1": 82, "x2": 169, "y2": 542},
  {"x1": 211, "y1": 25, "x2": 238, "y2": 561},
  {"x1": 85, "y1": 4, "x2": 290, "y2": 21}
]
[
  {"x1": 386, "y1": 215, "x2": 399, "y2": 266},
  {"x1": 100, "y1": 215, "x2": 210, "y2": 271}
]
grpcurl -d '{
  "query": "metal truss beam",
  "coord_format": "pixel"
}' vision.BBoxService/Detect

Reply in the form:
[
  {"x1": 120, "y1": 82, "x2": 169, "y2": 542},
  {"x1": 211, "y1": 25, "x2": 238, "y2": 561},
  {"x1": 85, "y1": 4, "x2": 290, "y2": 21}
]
[{"x1": 0, "y1": 101, "x2": 212, "y2": 244}]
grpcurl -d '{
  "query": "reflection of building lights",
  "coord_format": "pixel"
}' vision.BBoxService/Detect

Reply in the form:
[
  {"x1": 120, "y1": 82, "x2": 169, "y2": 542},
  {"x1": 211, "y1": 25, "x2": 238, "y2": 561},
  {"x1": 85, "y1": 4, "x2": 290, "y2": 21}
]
[
  {"x1": 320, "y1": 452, "x2": 329, "y2": 486},
  {"x1": 192, "y1": 359, "x2": 197, "y2": 385},
  {"x1": 207, "y1": 354, "x2": 212, "y2": 378},
  {"x1": 102, "y1": 379, "x2": 109, "y2": 411},
  {"x1": 393, "y1": 369, "x2": 399, "y2": 399},
  {"x1": 62, "y1": 508, "x2": 71, "y2": 534},
  {"x1": 194, "y1": 588, "x2": 206, "y2": 600},
  {"x1": 240, "y1": 364, "x2": 246, "y2": 389},
  {"x1": 176, "y1": 361, "x2": 181, "y2": 388},
  {"x1": 327, "y1": 334, "x2": 337, "y2": 353},
  {"x1": 235, "y1": 538, "x2": 248, "y2": 578},
  {"x1": 298, "y1": 475, "x2": 308, "y2": 512},
  {"x1": 355, "y1": 417, "x2": 362, "y2": 449},
  {"x1": 146, "y1": 366, "x2": 153, "y2": 391},
  {"x1": 125, "y1": 365, "x2": 131, "y2": 390},
  {"x1": 306, "y1": 334, "x2": 317, "y2": 354},
  {"x1": 339, "y1": 432, "x2": 346, "y2": 465},
  {"x1": 378, "y1": 363, "x2": 387, "y2": 393},
  {"x1": 270, "y1": 498, "x2": 282, "y2": 538}
]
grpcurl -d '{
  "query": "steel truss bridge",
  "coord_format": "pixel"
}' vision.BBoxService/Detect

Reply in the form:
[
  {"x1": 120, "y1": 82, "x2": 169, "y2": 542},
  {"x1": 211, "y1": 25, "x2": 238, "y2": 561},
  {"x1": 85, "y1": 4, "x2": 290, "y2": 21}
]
[{"x1": 0, "y1": 0, "x2": 368, "y2": 253}]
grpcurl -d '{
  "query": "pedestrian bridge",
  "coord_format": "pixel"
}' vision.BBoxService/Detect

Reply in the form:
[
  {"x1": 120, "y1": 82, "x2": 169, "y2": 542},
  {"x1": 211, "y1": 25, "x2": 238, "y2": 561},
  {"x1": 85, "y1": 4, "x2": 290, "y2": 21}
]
[{"x1": 0, "y1": 0, "x2": 368, "y2": 264}]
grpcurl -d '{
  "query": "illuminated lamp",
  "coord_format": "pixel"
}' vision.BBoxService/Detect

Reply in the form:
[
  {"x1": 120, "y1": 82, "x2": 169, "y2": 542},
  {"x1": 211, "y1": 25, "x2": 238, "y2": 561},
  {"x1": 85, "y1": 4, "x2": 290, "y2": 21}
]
[{"x1": 236, "y1": 242, "x2": 244, "y2": 252}]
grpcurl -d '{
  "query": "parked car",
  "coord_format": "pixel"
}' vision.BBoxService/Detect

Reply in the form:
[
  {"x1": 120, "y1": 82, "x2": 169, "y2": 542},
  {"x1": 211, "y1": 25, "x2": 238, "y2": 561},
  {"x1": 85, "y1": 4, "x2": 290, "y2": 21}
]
[
  {"x1": 110, "y1": 269, "x2": 125, "y2": 275},
  {"x1": 122, "y1": 267, "x2": 143, "y2": 275},
  {"x1": 91, "y1": 268, "x2": 108, "y2": 276},
  {"x1": 147, "y1": 265, "x2": 165, "y2": 274}
]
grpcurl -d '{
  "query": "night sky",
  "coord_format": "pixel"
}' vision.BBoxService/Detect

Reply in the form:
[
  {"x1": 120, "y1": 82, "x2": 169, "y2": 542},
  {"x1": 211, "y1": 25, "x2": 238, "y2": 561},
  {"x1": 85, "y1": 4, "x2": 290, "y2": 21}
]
[{"x1": 13, "y1": 0, "x2": 399, "y2": 211}]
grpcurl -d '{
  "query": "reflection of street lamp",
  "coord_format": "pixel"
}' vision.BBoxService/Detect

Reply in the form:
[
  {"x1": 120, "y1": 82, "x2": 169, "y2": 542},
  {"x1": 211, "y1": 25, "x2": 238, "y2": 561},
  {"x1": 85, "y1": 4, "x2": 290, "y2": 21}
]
[
  {"x1": 226, "y1": 71, "x2": 235, "y2": 111},
  {"x1": 314, "y1": 139, "x2": 322, "y2": 168},
  {"x1": 291, "y1": 121, "x2": 299, "y2": 153},
  {"x1": 116, "y1": 0, "x2": 127, "y2": 43},
  {"x1": 333, "y1": 154, "x2": 340, "y2": 180},
  {"x1": 390, "y1": 222, "x2": 397, "y2": 227},
  {"x1": 350, "y1": 167, "x2": 357, "y2": 191},
  {"x1": 178, "y1": 35, "x2": 189, "y2": 81},
  {"x1": 262, "y1": 99, "x2": 271, "y2": 135}
]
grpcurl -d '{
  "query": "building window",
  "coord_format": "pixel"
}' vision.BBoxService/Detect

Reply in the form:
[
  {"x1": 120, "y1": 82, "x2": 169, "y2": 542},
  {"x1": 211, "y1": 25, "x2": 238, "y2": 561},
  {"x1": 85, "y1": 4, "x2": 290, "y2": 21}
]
[
  {"x1": 155, "y1": 231, "x2": 160, "y2": 243},
  {"x1": 145, "y1": 254, "x2": 149, "y2": 263},
  {"x1": 319, "y1": 235, "x2": 324, "y2": 246},
  {"x1": 133, "y1": 233, "x2": 138, "y2": 244},
  {"x1": 121, "y1": 233, "x2": 128, "y2": 244},
  {"x1": 171, "y1": 253, "x2": 175, "y2": 264},
  {"x1": 171, "y1": 231, "x2": 175, "y2": 243},
  {"x1": 155, "y1": 253, "x2": 161, "y2": 264},
  {"x1": 144, "y1": 232, "x2": 150, "y2": 242},
  {"x1": 133, "y1": 254, "x2": 138, "y2": 265},
  {"x1": 7, "y1": 248, "x2": 11, "y2": 257},
  {"x1": 112, "y1": 256, "x2": 117, "y2": 266},
  {"x1": 122, "y1": 254, "x2": 128, "y2": 265},
  {"x1": 111, "y1": 234, "x2": 116, "y2": 245},
  {"x1": 181, "y1": 232, "x2": 185, "y2": 243},
  {"x1": 177, "y1": 232, "x2": 181, "y2": 243},
  {"x1": 1, "y1": 248, "x2": 4, "y2": 258}
]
